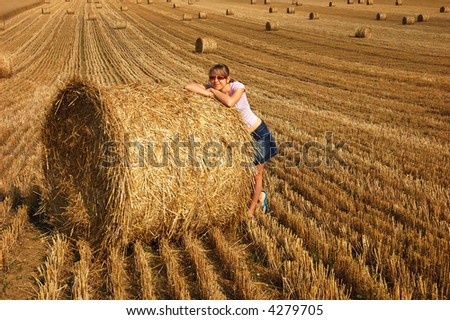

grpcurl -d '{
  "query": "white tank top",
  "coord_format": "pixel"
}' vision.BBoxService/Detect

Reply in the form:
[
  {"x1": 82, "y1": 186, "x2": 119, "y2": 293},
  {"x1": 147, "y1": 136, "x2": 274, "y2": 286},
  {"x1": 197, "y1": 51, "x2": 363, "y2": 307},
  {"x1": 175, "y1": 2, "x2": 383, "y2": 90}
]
[{"x1": 229, "y1": 81, "x2": 258, "y2": 128}]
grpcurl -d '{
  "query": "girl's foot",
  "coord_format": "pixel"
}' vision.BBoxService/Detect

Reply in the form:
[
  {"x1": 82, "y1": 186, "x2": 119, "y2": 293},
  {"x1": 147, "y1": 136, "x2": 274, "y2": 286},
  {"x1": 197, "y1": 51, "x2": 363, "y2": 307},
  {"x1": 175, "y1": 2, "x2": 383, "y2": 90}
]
[{"x1": 260, "y1": 190, "x2": 269, "y2": 214}]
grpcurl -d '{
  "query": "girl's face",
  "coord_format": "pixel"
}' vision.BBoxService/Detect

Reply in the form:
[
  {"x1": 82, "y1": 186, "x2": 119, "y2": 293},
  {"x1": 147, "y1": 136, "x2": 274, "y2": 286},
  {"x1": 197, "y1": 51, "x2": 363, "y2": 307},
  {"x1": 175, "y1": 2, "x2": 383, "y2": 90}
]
[{"x1": 208, "y1": 69, "x2": 229, "y2": 91}]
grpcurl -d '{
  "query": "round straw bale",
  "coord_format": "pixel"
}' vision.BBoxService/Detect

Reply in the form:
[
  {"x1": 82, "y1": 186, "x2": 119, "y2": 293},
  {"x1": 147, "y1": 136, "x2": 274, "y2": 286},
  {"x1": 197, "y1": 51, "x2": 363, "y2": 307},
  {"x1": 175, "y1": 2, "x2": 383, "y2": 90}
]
[
  {"x1": 396, "y1": 0, "x2": 402, "y2": 5},
  {"x1": 113, "y1": 19, "x2": 127, "y2": 29},
  {"x1": 440, "y1": 7, "x2": 449, "y2": 13},
  {"x1": 195, "y1": 37, "x2": 216, "y2": 53},
  {"x1": 0, "y1": 54, "x2": 12, "y2": 78},
  {"x1": 167, "y1": 0, "x2": 172, "y2": 2},
  {"x1": 265, "y1": 21, "x2": 279, "y2": 31},
  {"x1": 67, "y1": 9, "x2": 75, "y2": 15},
  {"x1": 366, "y1": 0, "x2": 373, "y2": 5},
  {"x1": 188, "y1": 0, "x2": 194, "y2": 4},
  {"x1": 347, "y1": 0, "x2": 354, "y2": 4},
  {"x1": 87, "y1": 12, "x2": 97, "y2": 20},
  {"x1": 376, "y1": 13, "x2": 386, "y2": 20},
  {"x1": 147, "y1": 0, "x2": 154, "y2": 4},
  {"x1": 198, "y1": 12, "x2": 207, "y2": 19},
  {"x1": 173, "y1": 3, "x2": 180, "y2": 8},
  {"x1": 42, "y1": 81, "x2": 254, "y2": 248},
  {"x1": 44, "y1": 0, "x2": 50, "y2": 3},
  {"x1": 120, "y1": 5, "x2": 128, "y2": 11},
  {"x1": 136, "y1": 0, "x2": 142, "y2": 3},
  {"x1": 402, "y1": 16, "x2": 415, "y2": 24},
  {"x1": 417, "y1": 14, "x2": 429, "y2": 22},
  {"x1": 87, "y1": 0, "x2": 92, "y2": 3},
  {"x1": 355, "y1": 27, "x2": 372, "y2": 38},
  {"x1": 264, "y1": 0, "x2": 271, "y2": 4},
  {"x1": 295, "y1": 1, "x2": 302, "y2": 5},
  {"x1": 358, "y1": 0, "x2": 364, "y2": 3},
  {"x1": 226, "y1": 9, "x2": 234, "y2": 15},
  {"x1": 251, "y1": 0, "x2": 256, "y2": 4},
  {"x1": 41, "y1": 8, "x2": 50, "y2": 14},
  {"x1": 183, "y1": 14, "x2": 192, "y2": 21},
  {"x1": 95, "y1": 4, "x2": 102, "y2": 8},
  {"x1": 329, "y1": 2, "x2": 336, "y2": 7},
  {"x1": 269, "y1": 7, "x2": 278, "y2": 13},
  {"x1": 287, "y1": 7, "x2": 295, "y2": 14},
  {"x1": 309, "y1": 12, "x2": 319, "y2": 19}
]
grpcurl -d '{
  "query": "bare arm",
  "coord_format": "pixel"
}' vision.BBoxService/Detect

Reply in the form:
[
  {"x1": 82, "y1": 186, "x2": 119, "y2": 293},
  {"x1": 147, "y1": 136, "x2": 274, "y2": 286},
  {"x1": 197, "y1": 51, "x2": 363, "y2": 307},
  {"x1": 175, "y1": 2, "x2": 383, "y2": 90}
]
[
  {"x1": 184, "y1": 82, "x2": 214, "y2": 97},
  {"x1": 208, "y1": 87, "x2": 245, "y2": 108}
]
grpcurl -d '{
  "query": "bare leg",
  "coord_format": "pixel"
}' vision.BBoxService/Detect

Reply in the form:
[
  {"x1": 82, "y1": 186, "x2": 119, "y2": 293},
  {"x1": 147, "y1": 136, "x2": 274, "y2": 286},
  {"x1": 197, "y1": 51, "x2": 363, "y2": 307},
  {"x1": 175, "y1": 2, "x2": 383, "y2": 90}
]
[{"x1": 248, "y1": 163, "x2": 265, "y2": 217}]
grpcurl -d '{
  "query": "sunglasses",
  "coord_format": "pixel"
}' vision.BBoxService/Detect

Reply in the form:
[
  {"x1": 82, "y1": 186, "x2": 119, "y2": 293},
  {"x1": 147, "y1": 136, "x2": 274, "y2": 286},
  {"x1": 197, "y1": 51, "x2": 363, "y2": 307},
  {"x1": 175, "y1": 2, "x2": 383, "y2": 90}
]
[{"x1": 209, "y1": 75, "x2": 227, "y2": 81}]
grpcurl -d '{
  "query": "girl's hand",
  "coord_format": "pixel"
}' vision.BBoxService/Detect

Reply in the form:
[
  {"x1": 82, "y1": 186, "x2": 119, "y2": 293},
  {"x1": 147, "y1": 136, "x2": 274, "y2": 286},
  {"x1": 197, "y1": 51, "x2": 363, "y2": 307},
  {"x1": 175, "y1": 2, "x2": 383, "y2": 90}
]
[{"x1": 184, "y1": 83, "x2": 214, "y2": 97}]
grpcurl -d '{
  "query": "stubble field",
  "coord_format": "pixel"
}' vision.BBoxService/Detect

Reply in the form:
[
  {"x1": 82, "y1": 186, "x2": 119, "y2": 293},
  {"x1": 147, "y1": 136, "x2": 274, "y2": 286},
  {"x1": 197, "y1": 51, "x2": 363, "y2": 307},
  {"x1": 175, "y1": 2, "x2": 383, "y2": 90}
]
[{"x1": 0, "y1": 0, "x2": 449, "y2": 300}]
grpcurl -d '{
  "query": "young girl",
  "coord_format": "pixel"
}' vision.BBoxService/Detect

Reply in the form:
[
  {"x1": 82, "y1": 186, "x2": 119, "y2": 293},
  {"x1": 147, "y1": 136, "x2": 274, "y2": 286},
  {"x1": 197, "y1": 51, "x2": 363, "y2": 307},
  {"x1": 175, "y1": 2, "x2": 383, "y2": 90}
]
[{"x1": 184, "y1": 64, "x2": 278, "y2": 217}]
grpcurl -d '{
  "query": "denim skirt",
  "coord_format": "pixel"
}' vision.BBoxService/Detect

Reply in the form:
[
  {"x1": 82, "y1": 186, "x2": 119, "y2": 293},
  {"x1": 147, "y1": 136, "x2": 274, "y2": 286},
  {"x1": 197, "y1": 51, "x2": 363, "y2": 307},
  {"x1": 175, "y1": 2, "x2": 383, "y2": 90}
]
[{"x1": 250, "y1": 120, "x2": 278, "y2": 165}]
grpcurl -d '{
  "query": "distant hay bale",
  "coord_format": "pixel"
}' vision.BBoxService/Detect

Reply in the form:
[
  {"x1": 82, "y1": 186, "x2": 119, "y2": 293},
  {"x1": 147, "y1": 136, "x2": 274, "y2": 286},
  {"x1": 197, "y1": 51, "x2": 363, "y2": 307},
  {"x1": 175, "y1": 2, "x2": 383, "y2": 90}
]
[
  {"x1": 309, "y1": 12, "x2": 319, "y2": 19},
  {"x1": 42, "y1": 81, "x2": 253, "y2": 248},
  {"x1": 173, "y1": 3, "x2": 180, "y2": 8},
  {"x1": 0, "y1": 54, "x2": 12, "y2": 78},
  {"x1": 402, "y1": 16, "x2": 415, "y2": 24},
  {"x1": 87, "y1": 12, "x2": 97, "y2": 20},
  {"x1": 147, "y1": 0, "x2": 153, "y2": 4},
  {"x1": 295, "y1": 1, "x2": 302, "y2": 5},
  {"x1": 198, "y1": 12, "x2": 207, "y2": 19},
  {"x1": 329, "y1": 2, "x2": 336, "y2": 7},
  {"x1": 226, "y1": 9, "x2": 234, "y2": 15},
  {"x1": 67, "y1": 9, "x2": 75, "y2": 15},
  {"x1": 265, "y1": 21, "x2": 279, "y2": 31},
  {"x1": 166, "y1": 0, "x2": 172, "y2": 2},
  {"x1": 417, "y1": 14, "x2": 429, "y2": 22},
  {"x1": 358, "y1": 0, "x2": 364, "y2": 3},
  {"x1": 44, "y1": 0, "x2": 50, "y2": 3},
  {"x1": 355, "y1": 27, "x2": 372, "y2": 38},
  {"x1": 251, "y1": 0, "x2": 256, "y2": 4},
  {"x1": 347, "y1": 0, "x2": 354, "y2": 4},
  {"x1": 120, "y1": 5, "x2": 128, "y2": 11},
  {"x1": 188, "y1": 0, "x2": 194, "y2": 4},
  {"x1": 182, "y1": 14, "x2": 192, "y2": 21},
  {"x1": 440, "y1": 7, "x2": 449, "y2": 13},
  {"x1": 136, "y1": 0, "x2": 142, "y2": 3},
  {"x1": 87, "y1": 0, "x2": 92, "y2": 3},
  {"x1": 95, "y1": 4, "x2": 102, "y2": 8},
  {"x1": 264, "y1": 0, "x2": 271, "y2": 4},
  {"x1": 269, "y1": 7, "x2": 278, "y2": 13},
  {"x1": 366, "y1": 0, "x2": 373, "y2": 5},
  {"x1": 41, "y1": 8, "x2": 50, "y2": 14},
  {"x1": 113, "y1": 19, "x2": 127, "y2": 29},
  {"x1": 287, "y1": 7, "x2": 295, "y2": 14},
  {"x1": 195, "y1": 37, "x2": 216, "y2": 53},
  {"x1": 376, "y1": 13, "x2": 386, "y2": 20},
  {"x1": 395, "y1": 0, "x2": 402, "y2": 5}
]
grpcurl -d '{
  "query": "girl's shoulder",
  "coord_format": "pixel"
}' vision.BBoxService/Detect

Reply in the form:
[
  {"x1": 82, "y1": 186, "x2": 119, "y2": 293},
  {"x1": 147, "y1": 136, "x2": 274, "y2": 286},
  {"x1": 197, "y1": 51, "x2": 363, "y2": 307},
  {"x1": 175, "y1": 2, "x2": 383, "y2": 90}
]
[{"x1": 230, "y1": 81, "x2": 245, "y2": 90}]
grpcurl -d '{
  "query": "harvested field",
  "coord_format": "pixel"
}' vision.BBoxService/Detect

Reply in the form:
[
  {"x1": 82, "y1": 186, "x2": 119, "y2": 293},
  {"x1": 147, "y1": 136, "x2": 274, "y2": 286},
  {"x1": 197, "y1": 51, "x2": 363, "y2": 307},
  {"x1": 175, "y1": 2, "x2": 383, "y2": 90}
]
[{"x1": 0, "y1": 0, "x2": 449, "y2": 301}]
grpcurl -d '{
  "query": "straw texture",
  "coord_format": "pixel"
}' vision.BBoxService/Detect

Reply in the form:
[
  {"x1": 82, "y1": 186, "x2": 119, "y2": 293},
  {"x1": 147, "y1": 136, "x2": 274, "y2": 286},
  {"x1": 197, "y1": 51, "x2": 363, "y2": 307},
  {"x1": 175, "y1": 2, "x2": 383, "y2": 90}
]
[
  {"x1": 0, "y1": 54, "x2": 12, "y2": 78},
  {"x1": 42, "y1": 81, "x2": 254, "y2": 249}
]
